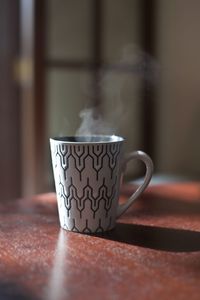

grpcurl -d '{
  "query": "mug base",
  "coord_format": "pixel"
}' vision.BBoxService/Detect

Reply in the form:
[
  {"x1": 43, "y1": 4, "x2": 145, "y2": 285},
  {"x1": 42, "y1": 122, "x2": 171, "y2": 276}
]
[{"x1": 60, "y1": 223, "x2": 116, "y2": 234}]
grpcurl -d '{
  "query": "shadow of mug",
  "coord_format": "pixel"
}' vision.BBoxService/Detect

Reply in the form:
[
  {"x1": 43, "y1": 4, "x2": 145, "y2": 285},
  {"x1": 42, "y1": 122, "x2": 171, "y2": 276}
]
[{"x1": 94, "y1": 222, "x2": 200, "y2": 252}]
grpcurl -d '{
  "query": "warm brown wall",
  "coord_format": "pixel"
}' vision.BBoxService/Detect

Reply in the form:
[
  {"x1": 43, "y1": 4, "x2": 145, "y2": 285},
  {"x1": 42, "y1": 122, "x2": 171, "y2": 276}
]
[{"x1": 155, "y1": 0, "x2": 200, "y2": 177}]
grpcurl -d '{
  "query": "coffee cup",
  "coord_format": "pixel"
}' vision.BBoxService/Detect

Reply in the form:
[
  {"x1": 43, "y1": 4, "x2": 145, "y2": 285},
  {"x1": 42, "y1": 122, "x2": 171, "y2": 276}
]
[{"x1": 50, "y1": 135, "x2": 153, "y2": 233}]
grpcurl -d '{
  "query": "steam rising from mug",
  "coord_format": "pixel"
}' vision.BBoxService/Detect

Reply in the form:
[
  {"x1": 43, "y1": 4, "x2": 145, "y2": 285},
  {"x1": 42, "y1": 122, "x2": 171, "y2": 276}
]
[
  {"x1": 76, "y1": 44, "x2": 159, "y2": 137},
  {"x1": 76, "y1": 108, "x2": 114, "y2": 136}
]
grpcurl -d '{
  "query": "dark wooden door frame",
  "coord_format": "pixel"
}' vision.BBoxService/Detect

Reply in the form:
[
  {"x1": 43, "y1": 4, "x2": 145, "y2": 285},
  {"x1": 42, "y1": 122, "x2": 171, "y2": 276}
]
[
  {"x1": 0, "y1": 0, "x2": 21, "y2": 200},
  {"x1": 141, "y1": 0, "x2": 156, "y2": 160},
  {"x1": 34, "y1": 0, "x2": 46, "y2": 192}
]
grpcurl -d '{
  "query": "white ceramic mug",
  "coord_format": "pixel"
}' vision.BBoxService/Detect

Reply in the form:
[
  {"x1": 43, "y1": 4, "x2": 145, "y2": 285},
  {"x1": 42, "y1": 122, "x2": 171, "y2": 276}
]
[{"x1": 50, "y1": 135, "x2": 153, "y2": 233}]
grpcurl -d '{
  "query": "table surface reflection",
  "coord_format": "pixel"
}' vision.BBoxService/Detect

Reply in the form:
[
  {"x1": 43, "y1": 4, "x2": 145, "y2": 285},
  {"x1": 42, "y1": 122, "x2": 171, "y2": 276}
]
[{"x1": 1, "y1": 182, "x2": 200, "y2": 300}]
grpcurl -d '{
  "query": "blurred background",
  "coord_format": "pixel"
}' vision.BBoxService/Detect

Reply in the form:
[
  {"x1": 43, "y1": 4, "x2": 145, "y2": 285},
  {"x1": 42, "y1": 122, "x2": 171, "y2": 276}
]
[{"x1": 1, "y1": 0, "x2": 200, "y2": 201}]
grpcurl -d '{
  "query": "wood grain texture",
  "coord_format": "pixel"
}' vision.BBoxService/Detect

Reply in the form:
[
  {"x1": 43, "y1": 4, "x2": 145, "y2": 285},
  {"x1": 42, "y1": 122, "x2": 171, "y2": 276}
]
[{"x1": 0, "y1": 183, "x2": 200, "y2": 300}]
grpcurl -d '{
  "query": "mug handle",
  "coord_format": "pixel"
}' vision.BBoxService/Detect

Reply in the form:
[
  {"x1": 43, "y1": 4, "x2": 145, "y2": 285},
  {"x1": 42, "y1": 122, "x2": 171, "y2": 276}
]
[{"x1": 117, "y1": 150, "x2": 154, "y2": 218}]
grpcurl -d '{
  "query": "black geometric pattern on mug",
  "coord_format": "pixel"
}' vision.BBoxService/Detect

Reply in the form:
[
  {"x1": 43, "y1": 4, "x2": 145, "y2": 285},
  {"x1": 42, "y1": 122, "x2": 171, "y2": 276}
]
[
  {"x1": 59, "y1": 176, "x2": 117, "y2": 218},
  {"x1": 95, "y1": 217, "x2": 112, "y2": 233},
  {"x1": 63, "y1": 217, "x2": 112, "y2": 233},
  {"x1": 55, "y1": 143, "x2": 120, "y2": 180}
]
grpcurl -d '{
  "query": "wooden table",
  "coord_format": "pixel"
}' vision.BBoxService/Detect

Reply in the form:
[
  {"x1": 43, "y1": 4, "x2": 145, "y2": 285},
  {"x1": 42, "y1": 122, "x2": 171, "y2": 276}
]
[{"x1": 1, "y1": 182, "x2": 200, "y2": 300}]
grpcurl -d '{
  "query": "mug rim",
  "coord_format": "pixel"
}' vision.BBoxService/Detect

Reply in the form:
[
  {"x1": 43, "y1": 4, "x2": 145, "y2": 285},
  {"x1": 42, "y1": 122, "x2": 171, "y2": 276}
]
[{"x1": 50, "y1": 135, "x2": 124, "y2": 144}]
